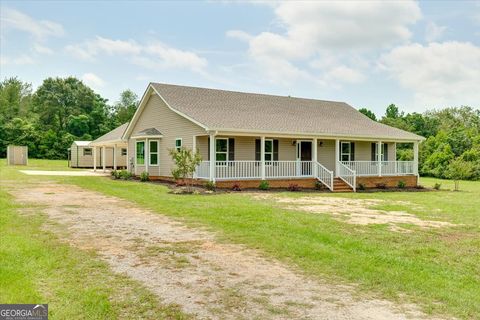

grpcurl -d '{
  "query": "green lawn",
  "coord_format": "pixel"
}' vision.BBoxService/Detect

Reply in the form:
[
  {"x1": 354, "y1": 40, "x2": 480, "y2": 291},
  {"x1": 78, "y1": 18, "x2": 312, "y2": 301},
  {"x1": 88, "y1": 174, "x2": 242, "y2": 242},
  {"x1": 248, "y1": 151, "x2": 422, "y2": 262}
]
[
  {"x1": 0, "y1": 160, "x2": 187, "y2": 319},
  {"x1": 1, "y1": 159, "x2": 479, "y2": 319}
]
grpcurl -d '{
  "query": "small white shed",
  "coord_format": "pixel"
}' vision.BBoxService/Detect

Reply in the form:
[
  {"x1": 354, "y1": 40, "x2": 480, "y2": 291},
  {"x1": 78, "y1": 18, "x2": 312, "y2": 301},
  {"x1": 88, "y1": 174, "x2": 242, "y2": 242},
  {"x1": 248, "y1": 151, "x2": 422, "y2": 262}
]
[
  {"x1": 7, "y1": 145, "x2": 28, "y2": 165},
  {"x1": 69, "y1": 141, "x2": 100, "y2": 168}
]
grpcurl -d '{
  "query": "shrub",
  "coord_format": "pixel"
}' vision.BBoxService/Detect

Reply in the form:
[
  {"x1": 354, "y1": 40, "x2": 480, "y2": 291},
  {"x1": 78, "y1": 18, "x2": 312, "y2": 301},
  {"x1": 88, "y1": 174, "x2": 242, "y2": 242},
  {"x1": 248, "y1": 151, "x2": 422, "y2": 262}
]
[
  {"x1": 445, "y1": 158, "x2": 474, "y2": 191},
  {"x1": 259, "y1": 181, "x2": 270, "y2": 190},
  {"x1": 314, "y1": 181, "x2": 326, "y2": 190},
  {"x1": 397, "y1": 180, "x2": 406, "y2": 189},
  {"x1": 357, "y1": 183, "x2": 366, "y2": 191},
  {"x1": 205, "y1": 181, "x2": 216, "y2": 191},
  {"x1": 118, "y1": 170, "x2": 132, "y2": 180},
  {"x1": 287, "y1": 183, "x2": 300, "y2": 192},
  {"x1": 415, "y1": 184, "x2": 425, "y2": 189},
  {"x1": 433, "y1": 183, "x2": 441, "y2": 190},
  {"x1": 169, "y1": 147, "x2": 202, "y2": 192},
  {"x1": 375, "y1": 183, "x2": 387, "y2": 189},
  {"x1": 140, "y1": 171, "x2": 149, "y2": 182},
  {"x1": 231, "y1": 183, "x2": 241, "y2": 192},
  {"x1": 111, "y1": 170, "x2": 121, "y2": 180}
]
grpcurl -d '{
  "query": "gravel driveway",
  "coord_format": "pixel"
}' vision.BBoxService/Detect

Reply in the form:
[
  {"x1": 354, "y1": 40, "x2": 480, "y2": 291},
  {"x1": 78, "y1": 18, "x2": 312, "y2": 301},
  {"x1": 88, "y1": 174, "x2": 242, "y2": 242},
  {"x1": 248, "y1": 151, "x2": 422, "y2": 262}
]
[{"x1": 8, "y1": 180, "x2": 434, "y2": 320}]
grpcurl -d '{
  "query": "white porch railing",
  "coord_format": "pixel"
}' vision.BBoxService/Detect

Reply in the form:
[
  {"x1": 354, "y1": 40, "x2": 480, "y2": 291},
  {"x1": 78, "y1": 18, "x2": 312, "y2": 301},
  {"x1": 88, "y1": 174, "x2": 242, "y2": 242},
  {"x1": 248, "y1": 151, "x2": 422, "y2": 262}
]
[
  {"x1": 195, "y1": 160, "x2": 210, "y2": 179},
  {"x1": 215, "y1": 161, "x2": 262, "y2": 180},
  {"x1": 341, "y1": 161, "x2": 415, "y2": 176},
  {"x1": 265, "y1": 161, "x2": 312, "y2": 178},
  {"x1": 338, "y1": 161, "x2": 356, "y2": 191},
  {"x1": 314, "y1": 161, "x2": 334, "y2": 191}
]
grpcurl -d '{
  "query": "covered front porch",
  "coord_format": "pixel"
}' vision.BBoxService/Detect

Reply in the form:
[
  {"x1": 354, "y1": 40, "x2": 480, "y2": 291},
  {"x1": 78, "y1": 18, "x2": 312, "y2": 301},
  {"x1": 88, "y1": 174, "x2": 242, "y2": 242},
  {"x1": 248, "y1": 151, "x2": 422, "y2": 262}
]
[{"x1": 194, "y1": 134, "x2": 419, "y2": 191}]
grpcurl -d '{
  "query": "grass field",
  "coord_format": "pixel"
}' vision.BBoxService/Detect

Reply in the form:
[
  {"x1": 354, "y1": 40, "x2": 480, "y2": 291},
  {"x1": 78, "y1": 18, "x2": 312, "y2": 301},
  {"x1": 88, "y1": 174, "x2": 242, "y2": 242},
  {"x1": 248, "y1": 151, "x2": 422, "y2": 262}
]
[{"x1": 1, "y1": 159, "x2": 479, "y2": 319}]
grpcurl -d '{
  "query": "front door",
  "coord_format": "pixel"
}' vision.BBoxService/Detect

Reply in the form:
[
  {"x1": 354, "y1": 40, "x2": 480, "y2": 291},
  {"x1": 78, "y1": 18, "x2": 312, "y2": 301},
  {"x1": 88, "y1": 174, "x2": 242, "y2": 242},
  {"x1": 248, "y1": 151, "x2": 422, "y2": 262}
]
[{"x1": 297, "y1": 141, "x2": 312, "y2": 175}]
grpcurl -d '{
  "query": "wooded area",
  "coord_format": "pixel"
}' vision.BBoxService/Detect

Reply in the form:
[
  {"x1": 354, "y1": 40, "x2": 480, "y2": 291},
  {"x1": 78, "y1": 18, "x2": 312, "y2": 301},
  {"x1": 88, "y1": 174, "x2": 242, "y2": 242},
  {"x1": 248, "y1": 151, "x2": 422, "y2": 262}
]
[{"x1": 1, "y1": 76, "x2": 479, "y2": 180}]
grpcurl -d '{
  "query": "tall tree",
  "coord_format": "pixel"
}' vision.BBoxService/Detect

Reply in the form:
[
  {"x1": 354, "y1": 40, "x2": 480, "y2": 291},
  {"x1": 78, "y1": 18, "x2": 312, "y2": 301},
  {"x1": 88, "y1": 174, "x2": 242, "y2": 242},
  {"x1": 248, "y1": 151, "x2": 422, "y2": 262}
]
[
  {"x1": 111, "y1": 89, "x2": 139, "y2": 125},
  {"x1": 358, "y1": 108, "x2": 377, "y2": 121}
]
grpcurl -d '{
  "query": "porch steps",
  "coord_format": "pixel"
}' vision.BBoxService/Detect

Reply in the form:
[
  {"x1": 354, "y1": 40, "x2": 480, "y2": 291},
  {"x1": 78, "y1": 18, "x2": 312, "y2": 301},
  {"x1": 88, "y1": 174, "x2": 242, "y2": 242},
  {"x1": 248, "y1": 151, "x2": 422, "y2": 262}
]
[{"x1": 332, "y1": 178, "x2": 354, "y2": 192}]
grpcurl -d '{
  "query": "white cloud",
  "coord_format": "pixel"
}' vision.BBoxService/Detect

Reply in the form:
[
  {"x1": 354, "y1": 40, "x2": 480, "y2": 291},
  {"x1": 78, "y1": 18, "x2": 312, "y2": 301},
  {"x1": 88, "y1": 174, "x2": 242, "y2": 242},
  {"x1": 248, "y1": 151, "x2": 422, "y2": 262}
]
[
  {"x1": 425, "y1": 22, "x2": 447, "y2": 42},
  {"x1": 0, "y1": 54, "x2": 35, "y2": 65},
  {"x1": 66, "y1": 36, "x2": 207, "y2": 72},
  {"x1": 0, "y1": 7, "x2": 64, "y2": 39},
  {"x1": 227, "y1": 1, "x2": 421, "y2": 87},
  {"x1": 82, "y1": 73, "x2": 106, "y2": 89},
  {"x1": 380, "y1": 41, "x2": 480, "y2": 109},
  {"x1": 33, "y1": 43, "x2": 54, "y2": 55}
]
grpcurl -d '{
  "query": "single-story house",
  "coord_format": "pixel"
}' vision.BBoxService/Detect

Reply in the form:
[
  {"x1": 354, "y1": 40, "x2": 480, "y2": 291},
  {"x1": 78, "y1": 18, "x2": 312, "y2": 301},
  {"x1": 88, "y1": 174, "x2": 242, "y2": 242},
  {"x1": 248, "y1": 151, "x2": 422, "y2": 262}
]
[
  {"x1": 90, "y1": 122, "x2": 129, "y2": 172},
  {"x1": 122, "y1": 83, "x2": 424, "y2": 191}
]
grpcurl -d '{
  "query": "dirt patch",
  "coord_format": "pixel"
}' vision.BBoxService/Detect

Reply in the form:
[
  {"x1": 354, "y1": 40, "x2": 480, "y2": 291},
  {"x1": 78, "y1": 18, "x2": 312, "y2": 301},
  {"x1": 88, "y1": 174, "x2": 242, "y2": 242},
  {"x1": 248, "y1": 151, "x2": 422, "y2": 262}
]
[
  {"x1": 19, "y1": 170, "x2": 109, "y2": 176},
  {"x1": 6, "y1": 181, "x2": 436, "y2": 319},
  {"x1": 254, "y1": 195, "x2": 456, "y2": 232}
]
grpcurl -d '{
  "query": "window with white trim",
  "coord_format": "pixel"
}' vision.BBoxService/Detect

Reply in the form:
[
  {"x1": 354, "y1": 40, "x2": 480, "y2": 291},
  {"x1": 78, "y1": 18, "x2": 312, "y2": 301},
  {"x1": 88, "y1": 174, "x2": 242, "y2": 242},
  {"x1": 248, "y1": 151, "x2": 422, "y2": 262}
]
[
  {"x1": 215, "y1": 138, "x2": 228, "y2": 162},
  {"x1": 136, "y1": 141, "x2": 145, "y2": 165},
  {"x1": 83, "y1": 148, "x2": 92, "y2": 156},
  {"x1": 341, "y1": 142, "x2": 351, "y2": 162},
  {"x1": 264, "y1": 139, "x2": 273, "y2": 163},
  {"x1": 175, "y1": 138, "x2": 182, "y2": 151},
  {"x1": 149, "y1": 140, "x2": 159, "y2": 166}
]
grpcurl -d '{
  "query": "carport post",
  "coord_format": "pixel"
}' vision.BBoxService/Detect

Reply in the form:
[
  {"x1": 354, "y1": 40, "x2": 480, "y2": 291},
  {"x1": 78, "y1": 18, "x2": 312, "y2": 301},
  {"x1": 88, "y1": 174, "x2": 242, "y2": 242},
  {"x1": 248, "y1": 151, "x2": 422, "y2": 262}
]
[
  {"x1": 93, "y1": 146, "x2": 97, "y2": 172},
  {"x1": 102, "y1": 146, "x2": 106, "y2": 172},
  {"x1": 113, "y1": 144, "x2": 117, "y2": 171}
]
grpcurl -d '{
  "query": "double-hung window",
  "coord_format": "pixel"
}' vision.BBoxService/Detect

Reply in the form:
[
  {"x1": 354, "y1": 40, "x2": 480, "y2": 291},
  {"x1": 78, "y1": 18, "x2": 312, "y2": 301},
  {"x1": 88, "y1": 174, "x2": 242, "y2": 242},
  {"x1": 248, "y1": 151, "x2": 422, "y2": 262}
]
[
  {"x1": 341, "y1": 142, "x2": 352, "y2": 162},
  {"x1": 136, "y1": 141, "x2": 145, "y2": 165},
  {"x1": 216, "y1": 138, "x2": 228, "y2": 162},
  {"x1": 264, "y1": 139, "x2": 273, "y2": 164},
  {"x1": 175, "y1": 138, "x2": 182, "y2": 151},
  {"x1": 83, "y1": 148, "x2": 92, "y2": 156},
  {"x1": 149, "y1": 140, "x2": 159, "y2": 166},
  {"x1": 121, "y1": 148, "x2": 127, "y2": 156}
]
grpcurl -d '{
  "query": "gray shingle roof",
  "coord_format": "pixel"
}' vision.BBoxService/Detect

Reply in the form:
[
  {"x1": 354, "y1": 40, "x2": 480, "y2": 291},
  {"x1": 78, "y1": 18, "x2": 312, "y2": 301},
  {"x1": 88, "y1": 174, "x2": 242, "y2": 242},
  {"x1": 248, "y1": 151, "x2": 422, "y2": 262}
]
[
  {"x1": 92, "y1": 122, "x2": 129, "y2": 144},
  {"x1": 151, "y1": 83, "x2": 423, "y2": 141},
  {"x1": 131, "y1": 127, "x2": 163, "y2": 138}
]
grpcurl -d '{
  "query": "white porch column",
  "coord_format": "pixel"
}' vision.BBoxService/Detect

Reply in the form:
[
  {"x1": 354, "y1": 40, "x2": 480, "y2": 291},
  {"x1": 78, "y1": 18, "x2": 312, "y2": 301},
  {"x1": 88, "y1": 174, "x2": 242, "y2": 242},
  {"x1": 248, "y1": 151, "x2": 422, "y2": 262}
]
[
  {"x1": 102, "y1": 146, "x2": 106, "y2": 172},
  {"x1": 413, "y1": 141, "x2": 419, "y2": 176},
  {"x1": 335, "y1": 139, "x2": 340, "y2": 177},
  {"x1": 261, "y1": 136, "x2": 266, "y2": 180},
  {"x1": 126, "y1": 142, "x2": 130, "y2": 172},
  {"x1": 209, "y1": 133, "x2": 215, "y2": 182},
  {"x1": 93, "y1": 146, "x2": 97, "y2": 172},
  {"x1": 192, "y1": 135, "x2": 197, "y2": 153},
  {"x1": 145, "y1": 139, "x2": 149, "y2": 174},
  {"x1": 377, "y1": 141, "x2": 382, "y2": 176},
  {"x1": 113, "y1": 144, "x2": 117, "y2": 171},
  {"x1": 394, "y1": 142, "x2": 397, "y2": 174},
  {"x1": 312, "y1": 138, "x2": 318, "y2": 177}
]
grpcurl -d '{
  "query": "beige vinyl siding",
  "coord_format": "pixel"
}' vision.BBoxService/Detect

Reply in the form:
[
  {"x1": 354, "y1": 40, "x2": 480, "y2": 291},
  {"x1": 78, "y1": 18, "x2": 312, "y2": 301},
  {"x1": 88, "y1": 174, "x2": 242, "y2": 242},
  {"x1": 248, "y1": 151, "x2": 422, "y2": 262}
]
[
  {"x1": 70, "y1": 144, "x2": 126, "y2": 168},
  {"x1": 317, "y1": 139, "x2": 335, "y2": 171},
  {"x1": 128, "y1": 94, "x2": 206, "y2": 176}
]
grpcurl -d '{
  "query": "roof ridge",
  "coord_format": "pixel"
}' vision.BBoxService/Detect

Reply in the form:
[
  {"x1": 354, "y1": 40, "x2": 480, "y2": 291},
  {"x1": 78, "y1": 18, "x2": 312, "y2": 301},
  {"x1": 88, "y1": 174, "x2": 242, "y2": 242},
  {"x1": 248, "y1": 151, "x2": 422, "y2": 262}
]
[{"x1": 151, "y1": 82, "x2": 348, "y2": 105}]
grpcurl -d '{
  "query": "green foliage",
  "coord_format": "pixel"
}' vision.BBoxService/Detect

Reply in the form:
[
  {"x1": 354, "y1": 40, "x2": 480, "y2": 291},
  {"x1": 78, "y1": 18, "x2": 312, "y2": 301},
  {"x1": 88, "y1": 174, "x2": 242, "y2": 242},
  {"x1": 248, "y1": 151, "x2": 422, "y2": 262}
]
[
  {"x1": 259, "y1": 181, "x2": 269, "y2": 190},
  {"x1": 445, "y1": 158, "x2": 474, "y2": 191},
  {"x1": 205, "y1": 181, "x2": 216, "y2": 191},
  {"x1": 314, "y1": 180, "x2": 326, "y2": 190},
  {"x1": 397, "y1": 180, "x2": 406, "y2": 189},
  {"x1": 358, "y1": 108, "x2": 377, "y2": 121},
  {"x1": 169, "y1": 147, "x2": 202, "y2": 192},
  {"x1": 433, "y1": 183, "x2": 441, "y2": 190},
  {"x1": 140, "y1": 171, "x2": 149, "y2": 182},
  {"x1": 357, "y1": 183, "x2": 366, "y2": 191},
  {"x1": 0, "y1": 76, "x2": 138, "y2": 159},
  {"x1": 118, "y1": 170, "x2": 132, "y2": 180}
]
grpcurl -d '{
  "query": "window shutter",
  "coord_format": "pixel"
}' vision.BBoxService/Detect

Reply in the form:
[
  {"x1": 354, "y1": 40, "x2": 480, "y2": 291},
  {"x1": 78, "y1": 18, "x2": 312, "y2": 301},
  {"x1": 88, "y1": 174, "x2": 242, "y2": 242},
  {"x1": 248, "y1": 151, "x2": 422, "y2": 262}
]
[
  {"x1": 228, "y1": 138, "x2": 235, "y2": 161},
  {"x1": 371, "y1": 143, "x2": 376, "y2": 161},
  {"x1": 255, "y1": 139, "x2": 260, "y2": 161},
  {"x1": 351, "y1": 142, "x2": 355, "y2": 161},
  {"x1": 384, "y1": 144, "x2": 388, "y2": 161},
  {"x1": 273, "y1": 140, "x2": 279, "y2": 161},
  {"x1": 207, "y1": 137, "x2": 210, "y2": 161}
]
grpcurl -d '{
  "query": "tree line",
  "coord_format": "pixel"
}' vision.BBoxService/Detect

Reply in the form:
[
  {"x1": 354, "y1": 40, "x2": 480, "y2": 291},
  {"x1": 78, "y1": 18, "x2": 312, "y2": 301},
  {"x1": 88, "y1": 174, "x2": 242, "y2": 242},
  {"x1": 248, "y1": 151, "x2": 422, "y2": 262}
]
[
  {"x1": 0, "y1": 77, "x2": 138, "y2": 159},
  {"x1": 1, "y1": 76, "x2": 478, "y2": 180},
  {"x1": 359, "y1": 104, "x2": 480, "y2": 180}
]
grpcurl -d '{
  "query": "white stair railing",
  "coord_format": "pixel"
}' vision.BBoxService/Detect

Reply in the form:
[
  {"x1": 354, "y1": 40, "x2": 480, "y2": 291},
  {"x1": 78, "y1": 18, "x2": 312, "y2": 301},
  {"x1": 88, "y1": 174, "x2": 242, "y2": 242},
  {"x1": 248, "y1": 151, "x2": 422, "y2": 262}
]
[
  {"x1": 338, "y1": 161, "x2": 356, "y2": 192},
  {"x1": 313, "y1": 162, "x2": 333, "y2": 191}
]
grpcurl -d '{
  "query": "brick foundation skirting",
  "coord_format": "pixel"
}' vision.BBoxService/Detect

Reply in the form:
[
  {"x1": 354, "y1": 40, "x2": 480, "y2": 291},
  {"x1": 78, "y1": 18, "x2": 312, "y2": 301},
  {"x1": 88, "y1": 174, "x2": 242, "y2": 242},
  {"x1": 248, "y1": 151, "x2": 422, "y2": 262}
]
[
  {"x1": 356, "y1": 175, "x2": 418, "y2": 188},
  {"x1": 144, "y1": 175, "x2": 417, "y2": 190}
]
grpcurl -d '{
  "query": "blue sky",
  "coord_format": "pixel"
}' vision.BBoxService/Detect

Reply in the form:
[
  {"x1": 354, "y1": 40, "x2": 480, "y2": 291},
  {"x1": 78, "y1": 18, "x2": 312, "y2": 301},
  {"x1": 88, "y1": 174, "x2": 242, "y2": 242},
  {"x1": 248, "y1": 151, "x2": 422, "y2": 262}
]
[{"x1": 1, "y1": 1, "x2": 479, "y2": 116}]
